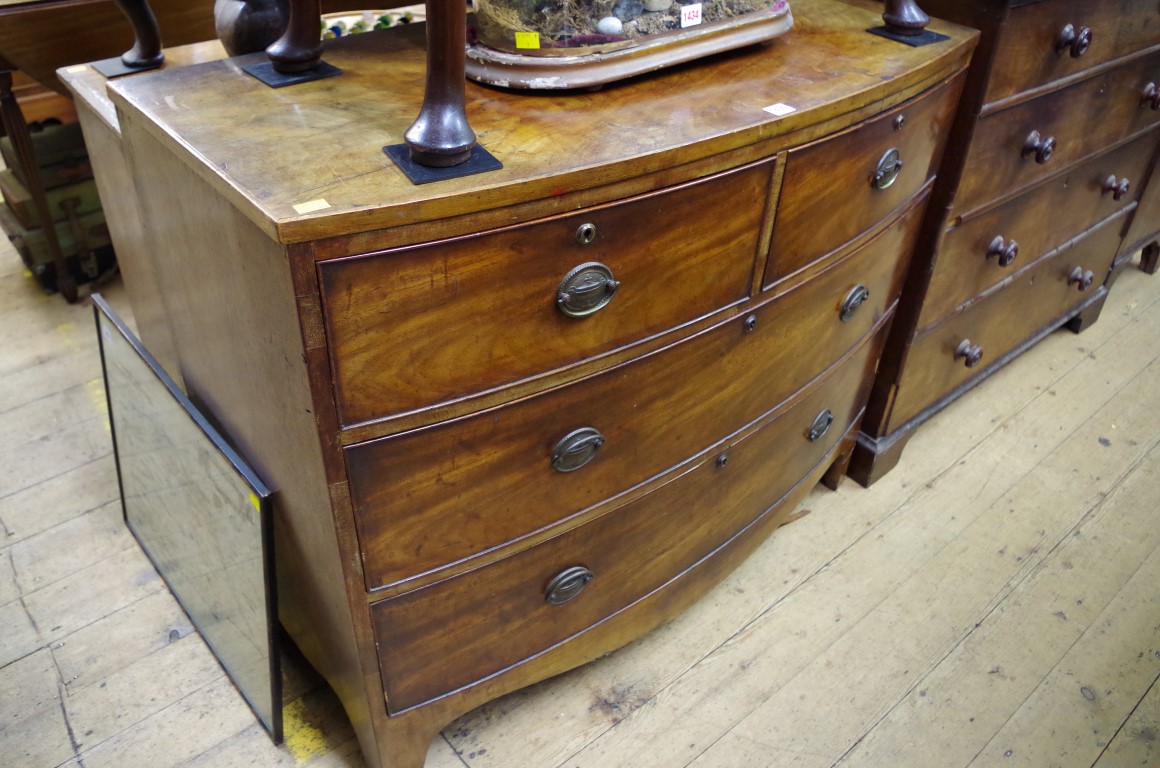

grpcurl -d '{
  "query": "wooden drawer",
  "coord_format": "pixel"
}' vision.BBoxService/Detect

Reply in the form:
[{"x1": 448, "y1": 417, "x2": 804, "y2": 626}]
[
  {"x1": 918, "y1": 129, "x2": 1157, "y2": 331},
  {"x1": 986, "y1": 0, "x2": 1160, "y2": 106},
  {"x1": 955, "y1": 50, "x2": 1160, "y2": 216},
  {"x1": 318, "y1": 160, "x2": 771, "y2": 427},
  {"x1": 764, "y1": 74, "x2": 961, "y2": 286},
  {"x1": 371, "y1": 331, "x2": 881, "y2": 713},
  {"x1": 346, "y1": 200, "x2": 923, "y2": 589},
  {"x1": 886, "y1": 209, "x2": 1126, "y2": 431}
]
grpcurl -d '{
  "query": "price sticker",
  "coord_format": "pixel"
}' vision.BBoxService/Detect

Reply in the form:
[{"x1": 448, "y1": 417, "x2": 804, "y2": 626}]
[
  {"x1": 680, "y1": 3, "x2": 703, "y2": 28},
  {"x1": 763, "y1": 103, "x2": 797, "y2": 116},
  {"x1": 515, "y1": 32, "x2": 541, "y2": 49}
]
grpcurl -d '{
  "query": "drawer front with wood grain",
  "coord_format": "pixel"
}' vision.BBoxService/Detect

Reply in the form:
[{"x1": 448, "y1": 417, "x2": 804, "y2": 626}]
[
  {"x1": 764, "y1": 74, "x2": 961, "y2": 287},
  {"x1": 886, "y1": 209, "x2": 1127, "y2": 431},
  {"x1": 918, "y1": 129, "x2": 1157, "y2": 330},
  {"x1": 319, "y1": 160, "x2": 772, "y2": 428},
  {"x1": 986, "y1": 0, "x2": 1160, "y2": 105},
  {"x1": 371, "y1": 331, "x2": 881, "y2": 713},
  {"x1": 347, "y1": 201, "x2": 922, "y2": 590},
  {"x1": 954, "y1": 51, "x2": 1160, "y2": 216}
]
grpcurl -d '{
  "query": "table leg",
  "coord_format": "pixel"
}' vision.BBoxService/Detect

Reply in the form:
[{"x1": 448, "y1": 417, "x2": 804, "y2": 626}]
[{"x1": 0, "y1": 64, "x2": 76, "y2": 301}]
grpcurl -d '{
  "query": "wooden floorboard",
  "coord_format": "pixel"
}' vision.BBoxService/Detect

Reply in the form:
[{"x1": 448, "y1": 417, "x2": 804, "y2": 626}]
[{"x1": 1, "y1": 231, "x2": 1157, "y2": 768}]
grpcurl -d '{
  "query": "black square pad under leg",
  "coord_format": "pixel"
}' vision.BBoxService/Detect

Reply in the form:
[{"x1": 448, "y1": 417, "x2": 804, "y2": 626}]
[
  {"x1": 384, "y1": 144, "x2": 503, "y2": 185},
  {"x1": 867, "y1": 26, "x2": 950, "y2": 46}
]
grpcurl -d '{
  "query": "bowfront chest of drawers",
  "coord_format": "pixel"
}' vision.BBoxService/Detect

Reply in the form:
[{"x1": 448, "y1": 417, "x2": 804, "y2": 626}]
[
  {"x1": 107, "y1": 4, "x2": 974, "y2": 766},
  {"x1": 850, "y1": 0, "x2": 1160, "y2": 484}
]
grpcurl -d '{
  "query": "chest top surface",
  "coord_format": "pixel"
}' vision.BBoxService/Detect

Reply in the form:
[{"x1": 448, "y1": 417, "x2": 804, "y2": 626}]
[{"x1": 107, "y1": 0, "x2": 975, "y2": 245}]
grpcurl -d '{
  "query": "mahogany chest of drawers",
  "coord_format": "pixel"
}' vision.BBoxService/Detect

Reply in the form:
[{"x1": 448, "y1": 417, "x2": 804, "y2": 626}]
[
  {"x1": 106, "y1": 3, "x2": 974, "y2": 766},
  {"x1": 851, "y1": 0, "x2": 1160, "y2": 485}
]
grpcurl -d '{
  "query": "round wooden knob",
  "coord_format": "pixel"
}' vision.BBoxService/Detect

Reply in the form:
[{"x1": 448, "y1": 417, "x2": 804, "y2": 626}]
[
  {"x1": 1102, "y1": 175, "x2": 1131, "y2": 201},
  {"x1": 954, "y1": 339, "x2": 984, "y2": 368},
  {"x1": 1068, "y1": 266, "x2": 1096, "y2": 291},
  {"x1": 1022, "y1": 131, "x2": 1056, "y2": 165},
  {"x1": 986, "y1": 236, "x2": 1019, "y2": 268},
  {"x1": 1056, "y1": 24, "x2": 1092, "y2": 59},
  {"x1": 556, "y1": 262, "x2": 619, "y2": 317},
  {"x1": 1142, "y1": 83, "x2": 1160, "y2": 111},
  {"x1": 545, "y1": 566, "x2": 594, "y2": 605}
]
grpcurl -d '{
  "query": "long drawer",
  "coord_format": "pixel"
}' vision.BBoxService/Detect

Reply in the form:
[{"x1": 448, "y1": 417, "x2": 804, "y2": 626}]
[
  {"x1": 918, "y1": 129, "x2": 1157, "y2": 330},
  {"x1": 346, "y1": 199, "x2": 923, "y2": 589},
  {"x1": 764, "y1": 73, "x2": 960, "y2": 286},
  {"x1": 319, "y1": 160, "x2": 771, "y2": 427},
  {"x1": 370, "y1": 329, "x2": 881, "y2": 713},
  {"x1": 886, "y1": 209, "x2": 1126, "y2": 430},
  {"x1": 986, "y1": 0, "x2": 1160, "y2": 106},
  {"x1": 954, "y1": 49, "x2": 1160, "y2": 217}
]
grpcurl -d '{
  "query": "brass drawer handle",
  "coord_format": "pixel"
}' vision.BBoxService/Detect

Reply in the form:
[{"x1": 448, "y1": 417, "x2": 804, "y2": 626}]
[
  {"x1": 1143, "y1": 83, "x2": 1160, "y2": 111},
  {"x1": 987, "y1": 236, "x2": 1019, "y2": 268},
  {"x1": 556, "y1": 262, "x2": 620, "y2": 318},
  {"x1": 839, "y1": 284, "x2": 870, "y2": 322},
  {"x1": 807, "y1": 409, "x2": 834, "y2": 442},
  {"x1": 954, "y1": 339, "x2": 984, "y2": 368},
  {"x1": 1023, "y1": 131, "x2": 1056, "y2": 165},
  {"x1": 1056, "y1": 24, "x2": 1092, "y2": 59},
  {"x1": 545, "y1": 566, "x2": 594, "y2": 605},
  {"x1": 1068, "y1": 266, "x2": 1096, "y2": 291},
  {"x1": 551, "y1": 427, "x2": 606, "y2": 472},
  {"x1": 872, "y1": 148, "x2": 904, "y2": 190},
  {"x1": 1102, "y1": 175, "x2": 1130, "y2": 201}
]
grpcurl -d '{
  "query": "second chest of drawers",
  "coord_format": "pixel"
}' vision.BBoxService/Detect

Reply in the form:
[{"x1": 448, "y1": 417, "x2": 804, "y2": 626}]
[{"x1": 850, "y1": 0, "x2": 1160, "y2": 485}]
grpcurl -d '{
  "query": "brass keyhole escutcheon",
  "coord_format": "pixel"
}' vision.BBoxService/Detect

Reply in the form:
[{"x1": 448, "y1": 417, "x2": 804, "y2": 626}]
[
  {"x1": 556, "y1": 262, "x2": 620, "y2": 318},
  {"x1": 872, "y1": 148, "x2": 903, "y2": 190},
  {"x1": 575, "y1": 222, "x2": 598, "y2": 245}
]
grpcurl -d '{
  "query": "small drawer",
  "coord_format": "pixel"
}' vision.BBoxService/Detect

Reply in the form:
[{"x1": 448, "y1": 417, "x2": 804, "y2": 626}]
[
  {"x1": 986, "y1": 0, "x2": 1160, "y2": 105},
  {"x1": 955, "y1": 50, "x2": 1160, "y2": 217},
  {"x1": 886, "y1": 209, "x2": 1126, "y2": 431},
  {"x1": 371, "y1": 333, "x2": 880, "y2": 713},
  {"x1": 347, "y1": 200, "x2": 924, "y2": 589},
  {"x1": 319, "y1": 160, "x2": 771, "y2": 427},
  {"x1": 764, "y1": 73, "x2": 961, "y2": 286},
  {"x1": 918, "y1": 129, "x2": 1158, "y2": 331}
]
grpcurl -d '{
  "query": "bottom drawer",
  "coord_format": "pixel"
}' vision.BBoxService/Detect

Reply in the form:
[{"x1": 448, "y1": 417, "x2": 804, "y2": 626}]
[
  {"x1": 887, "y1": 209, "x2": 1127, "y2": 430},
  {"x1": 371, "y1": 327, "x2": 885, "y2": 713}
]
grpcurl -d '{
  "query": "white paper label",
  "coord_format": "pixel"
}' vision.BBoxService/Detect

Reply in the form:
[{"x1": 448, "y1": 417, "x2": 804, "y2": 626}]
[
  {"x1": 763, "y1": 103, "x2": 797, "y2": 116},
  {"x1": 680, "y1": 3, "x2": 703, "y2": 28}
]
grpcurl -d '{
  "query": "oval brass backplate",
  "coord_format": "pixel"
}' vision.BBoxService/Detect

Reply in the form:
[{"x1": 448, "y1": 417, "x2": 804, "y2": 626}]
[
  {"x1": 840, "y1": 284, "x2": 870, "y2": 322},
  {"x1": 551, "y1": 427, "x2": 606, "y2": 472},
  {"x1": 872, "y1": 148, "x2": 903, "y2": 190},
  {"x1": 545, "y1": 566, "x2": 594, "y2": 605},
  {"x1": 556, "y1": 262, "x2": 620, "y2": 318},
  {"x1": 808, "y1": 409, "x2": 834, "y2": 442}
]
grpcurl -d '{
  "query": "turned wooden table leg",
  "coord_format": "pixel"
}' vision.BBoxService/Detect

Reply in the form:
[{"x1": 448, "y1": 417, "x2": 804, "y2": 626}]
[
  {"x1": 882, "y1": 0, "x2": 929, "y2": 35},
  {"x1": 404, "y1": 0, "x2": 476, "y2": 167},
  {"x1": 113, "y1": 0, "x2": 165, "y2": 68},
  {"x1": 266, "y1": 0, "x2": 322, "y2": 73},
  {"x1": 0, "y1": 66, "x2": 76, "y2": 301}
]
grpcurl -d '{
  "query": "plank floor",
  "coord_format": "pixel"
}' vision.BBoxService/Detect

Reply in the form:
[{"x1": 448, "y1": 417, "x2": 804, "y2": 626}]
[{"x1": 1, "y1": 232, "x2": 1158, "y2": 768}]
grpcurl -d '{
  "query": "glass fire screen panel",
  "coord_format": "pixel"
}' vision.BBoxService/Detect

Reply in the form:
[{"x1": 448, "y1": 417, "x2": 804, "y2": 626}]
[{"x1": 94, "y1": 295, "x2": 281, "y2": 743}]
